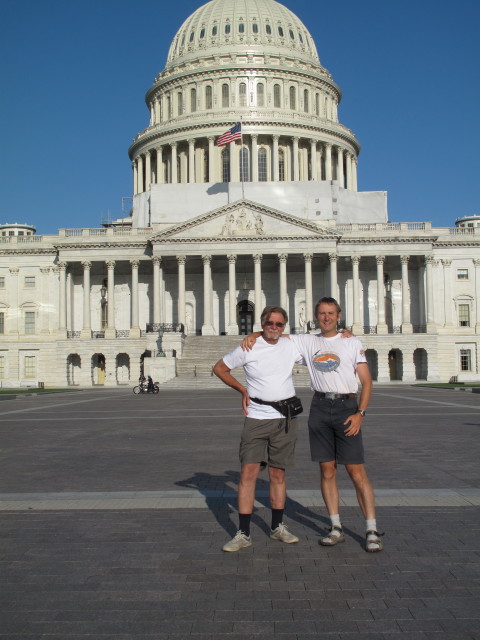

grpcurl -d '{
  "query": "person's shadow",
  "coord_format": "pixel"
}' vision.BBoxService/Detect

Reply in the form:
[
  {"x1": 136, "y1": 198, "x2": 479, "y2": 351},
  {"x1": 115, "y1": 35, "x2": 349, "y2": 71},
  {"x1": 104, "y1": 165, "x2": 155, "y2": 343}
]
[{"x1": 175, "y1": 470, "x2": 331, "y2": 538}]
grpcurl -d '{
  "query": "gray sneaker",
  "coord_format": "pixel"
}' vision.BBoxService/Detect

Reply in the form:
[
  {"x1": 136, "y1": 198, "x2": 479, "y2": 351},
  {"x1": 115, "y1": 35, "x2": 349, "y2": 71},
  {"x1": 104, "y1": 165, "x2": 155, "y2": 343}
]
[
  {"x1": 222, "y1": 530, "x2": 252, "y2": 552},
  {"x1": 270, "y1": 523, "x2": 299, "y2": 544}
]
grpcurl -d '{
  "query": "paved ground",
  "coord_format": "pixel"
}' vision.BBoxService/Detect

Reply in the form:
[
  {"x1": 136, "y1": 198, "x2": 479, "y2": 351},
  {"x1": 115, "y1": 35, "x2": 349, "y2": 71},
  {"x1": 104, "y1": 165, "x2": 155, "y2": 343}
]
[{"x1": 0, "y1": 385, "x2": 479, "y2": 639}]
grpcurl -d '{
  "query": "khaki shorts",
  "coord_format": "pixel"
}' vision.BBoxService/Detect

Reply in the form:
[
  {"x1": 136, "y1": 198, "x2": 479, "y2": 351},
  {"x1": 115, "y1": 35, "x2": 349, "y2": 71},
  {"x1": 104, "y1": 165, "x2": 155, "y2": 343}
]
[{"x1": 239, "y1": 417, "x2": 298, "y2": 469}]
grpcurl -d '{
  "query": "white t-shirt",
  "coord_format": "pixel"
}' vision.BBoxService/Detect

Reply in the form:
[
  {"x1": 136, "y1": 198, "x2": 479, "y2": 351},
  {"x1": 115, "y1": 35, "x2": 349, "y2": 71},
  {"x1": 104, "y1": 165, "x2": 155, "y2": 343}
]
[
  {"x1": 223, "y1": 336, "x2": 304, "y2": 419},
  {"x1": 291, "y1": 333, "x2": 367, "y2": 394}
]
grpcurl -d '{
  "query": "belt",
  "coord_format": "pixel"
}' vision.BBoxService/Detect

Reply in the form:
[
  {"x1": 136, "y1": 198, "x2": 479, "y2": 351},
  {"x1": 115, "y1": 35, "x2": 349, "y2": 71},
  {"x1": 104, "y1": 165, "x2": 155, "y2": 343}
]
[{"x1": 315, "y1": 391, "x2": 356, "y2": 400}]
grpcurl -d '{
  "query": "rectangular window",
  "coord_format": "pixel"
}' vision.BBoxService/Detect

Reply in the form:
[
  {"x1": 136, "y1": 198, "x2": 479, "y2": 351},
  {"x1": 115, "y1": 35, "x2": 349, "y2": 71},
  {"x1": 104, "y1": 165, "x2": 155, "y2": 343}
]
[
  {"x1": 24, "y1": 355, "x2": 36, "y2": 378},
  {"x1": 0, "y1": 276, "x2": 4, "y2": 288},
  {"x1": 460, "y1": 349, "x2": 471, "y2": 371},
  {"x1": 457, "y1": 268, "x2": 468, "y2": 280},
  {"x1": 24, "y1": 276, "x2": 35, "y2": 288},
  {"x1": 458, "y1": 304, "x2": 470, "y2": 327},
  {"x1": 25, "y1": 311, "x2": 35, "y2": 334},
  {"x1": 0, "y1": 356, "x2": 5, "y2": 379},
  {"x1": 0, "y1": 312, "x2": 4, "y2": 334}
]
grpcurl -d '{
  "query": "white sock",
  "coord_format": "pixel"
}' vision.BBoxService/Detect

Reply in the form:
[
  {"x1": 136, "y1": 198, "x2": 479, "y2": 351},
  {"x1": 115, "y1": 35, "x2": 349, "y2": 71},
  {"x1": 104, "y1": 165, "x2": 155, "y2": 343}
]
[
  {"x1": 366, "y1": 519, "x2": 380, "y2": 549},
  {"x1": 366, "y1": 518, "x2": 377, "y2": 533},
  {"x1": 329, "y1": 514, "x2": 342, "y2": 537}
]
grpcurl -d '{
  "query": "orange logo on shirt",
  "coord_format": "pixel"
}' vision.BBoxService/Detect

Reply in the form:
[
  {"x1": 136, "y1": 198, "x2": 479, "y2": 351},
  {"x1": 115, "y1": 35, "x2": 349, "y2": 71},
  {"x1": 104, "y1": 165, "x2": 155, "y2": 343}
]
[{"x1": 312, "y1": 352, "x2": 340, "y2": 372}]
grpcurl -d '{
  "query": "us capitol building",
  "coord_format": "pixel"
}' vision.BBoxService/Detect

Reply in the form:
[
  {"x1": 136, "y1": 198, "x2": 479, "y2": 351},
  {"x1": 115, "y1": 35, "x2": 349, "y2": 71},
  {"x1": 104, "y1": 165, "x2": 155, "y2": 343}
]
[{"x1": 1, "y1": 0, "x2": 479, "y2": 387}]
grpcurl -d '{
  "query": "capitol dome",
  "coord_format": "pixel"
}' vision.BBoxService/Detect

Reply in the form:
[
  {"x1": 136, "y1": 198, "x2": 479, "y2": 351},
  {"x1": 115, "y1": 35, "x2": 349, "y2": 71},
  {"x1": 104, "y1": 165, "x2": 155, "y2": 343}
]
[{"x1": 166, "y1": 0, "x2": 320, "y2": 69}]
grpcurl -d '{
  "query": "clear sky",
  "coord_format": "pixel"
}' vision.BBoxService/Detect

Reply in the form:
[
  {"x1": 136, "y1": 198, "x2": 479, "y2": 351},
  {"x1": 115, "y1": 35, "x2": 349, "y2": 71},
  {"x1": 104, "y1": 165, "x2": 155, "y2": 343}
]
[{"x1": 1, "y1": 0, "x2": 479, "y2": 234}]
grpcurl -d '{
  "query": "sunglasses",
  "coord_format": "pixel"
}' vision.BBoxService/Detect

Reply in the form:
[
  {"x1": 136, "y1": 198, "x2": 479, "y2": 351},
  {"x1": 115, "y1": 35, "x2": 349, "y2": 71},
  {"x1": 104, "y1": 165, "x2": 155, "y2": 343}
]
[{"x1": 264, "y1": 321, "x2": 285, "y2": 328}]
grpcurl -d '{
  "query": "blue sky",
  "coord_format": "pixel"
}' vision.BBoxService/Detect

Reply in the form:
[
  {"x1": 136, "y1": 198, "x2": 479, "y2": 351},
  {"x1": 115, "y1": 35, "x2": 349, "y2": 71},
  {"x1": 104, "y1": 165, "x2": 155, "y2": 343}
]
[{"x1": 1, "y1": 0, "x2": 479, "y2": 234}]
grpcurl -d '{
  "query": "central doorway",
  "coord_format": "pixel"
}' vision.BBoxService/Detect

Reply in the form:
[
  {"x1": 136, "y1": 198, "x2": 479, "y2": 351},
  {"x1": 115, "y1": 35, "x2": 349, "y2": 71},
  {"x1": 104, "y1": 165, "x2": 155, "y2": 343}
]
[{"x1": 237, "y1": 300, "x2": 254, "y2": 335}]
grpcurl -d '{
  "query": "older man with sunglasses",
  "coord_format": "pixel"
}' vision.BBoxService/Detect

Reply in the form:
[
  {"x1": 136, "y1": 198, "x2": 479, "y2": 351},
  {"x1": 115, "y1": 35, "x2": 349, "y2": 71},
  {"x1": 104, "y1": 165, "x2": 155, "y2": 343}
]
[{"x1": 213, "y1": 305, "x2": 304, "y2": 552}]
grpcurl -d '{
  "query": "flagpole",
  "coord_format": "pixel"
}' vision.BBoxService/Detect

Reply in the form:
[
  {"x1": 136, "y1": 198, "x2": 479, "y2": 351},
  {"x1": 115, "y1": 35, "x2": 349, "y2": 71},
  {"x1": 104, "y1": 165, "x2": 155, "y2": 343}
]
[{"x1": 240, "y1": 117, "x2": 244, "y2": 200}]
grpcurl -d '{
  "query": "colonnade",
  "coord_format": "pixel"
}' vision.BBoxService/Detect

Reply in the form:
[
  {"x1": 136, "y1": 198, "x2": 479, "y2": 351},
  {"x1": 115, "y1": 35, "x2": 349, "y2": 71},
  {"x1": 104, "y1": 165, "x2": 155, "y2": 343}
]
[
  {"x1": 54, "y1": 252, "x2": 467, "y2": 338},
  {"x1": 132, "y1": 136, "x2": 358, "y2": 194}
]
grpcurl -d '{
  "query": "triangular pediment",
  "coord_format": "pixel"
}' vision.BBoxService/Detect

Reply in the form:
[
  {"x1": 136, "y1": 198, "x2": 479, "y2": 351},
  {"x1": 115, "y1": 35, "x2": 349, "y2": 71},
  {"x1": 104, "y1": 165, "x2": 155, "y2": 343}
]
[{"x1": 150, "y1": 199, "x2": 339, "y2": 243}]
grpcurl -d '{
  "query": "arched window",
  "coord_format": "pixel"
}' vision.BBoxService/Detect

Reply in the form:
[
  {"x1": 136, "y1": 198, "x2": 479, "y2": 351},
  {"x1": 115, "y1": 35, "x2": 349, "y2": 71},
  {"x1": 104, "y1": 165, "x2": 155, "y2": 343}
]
[
  {"x1": 252, "y1": 23, "x2": 259, "y2": 34},
  {"x1": 239, "y1": 82, "x2": 247, "y2": 107},
  {"x1": 266, "y1": 24, "x2": 272, "y2": 35},
  {"x1": 279, "y1": 148, "x2": 285, "y2": 181},
  {"x1": 225, "y1": 23, "x2": 231, "y2": 34},
  {"x1": 222, "y1": 147, "x2": 230, "y2": 182},
  {"x1": 190, "y1": 88, "x2": 196, "y2": 112},
  {"x1": 240, "y1": 146, "x2": 249, "y2": 182},
  {"x1": 189, "y1": 31, "x2": 195, "y2": 42},
  {"x1": 258, "y1": 148, "x2": 267, "y2": 181},
  {"x1": 278, "y1": 26, "x2": 284, "y2": 37},
  {"x1": 274, "y1": 84, "x2": 281, "y2": 108},
  {"x1": 298, "y1": 32, "x2": 304, "y2": 43},
  {"x1": 289, "y1": 86, "x2": 296, "y2": 110},
  {"x1": 222, "y1": 83, "x2": 229, "y2": 108},
  {"x1": 200, "y1": 28, "x2": 205, "y2": 39},
  {"x1": 238, "y1": 22, "x2": 244, "y2": 33},
  {"x1": 256, "y1": 83, "x2": 264, "y2": 107},
  {"x1": 303, "y1": 89, "x2": 309, "y2": 113},
  {"x1": 212, "y1": 25, "x2": 217, "y2": 36},
  {"x1": 205, "y1": 85, "x2": 212, "y2": 110},
  {"x1": 315, "y1": 93, "x2": 320, "y2": 116},
  {"x1": 167, "y1": 95, "x2": 172, "y2": 119},
  {"x1": 177, "y1": 92, "x2": 183, "y2": 116},
  {"x1": 289, "y1": 29, "x2": 295, "y2": 40}
]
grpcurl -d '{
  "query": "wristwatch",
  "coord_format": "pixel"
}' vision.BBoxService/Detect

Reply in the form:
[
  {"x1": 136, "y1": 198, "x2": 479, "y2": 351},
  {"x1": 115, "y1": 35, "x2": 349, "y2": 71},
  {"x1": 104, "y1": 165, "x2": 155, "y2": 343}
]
[{"x1": 357, "y1": 409, "x2": 366, "y2": 417}]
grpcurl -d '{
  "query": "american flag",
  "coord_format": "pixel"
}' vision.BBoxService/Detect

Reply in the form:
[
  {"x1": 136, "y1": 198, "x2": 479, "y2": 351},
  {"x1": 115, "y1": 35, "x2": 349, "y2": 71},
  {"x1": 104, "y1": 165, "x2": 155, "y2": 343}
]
[{"x1": 216, "y1": 123, "x2": 242, "y2": 146}]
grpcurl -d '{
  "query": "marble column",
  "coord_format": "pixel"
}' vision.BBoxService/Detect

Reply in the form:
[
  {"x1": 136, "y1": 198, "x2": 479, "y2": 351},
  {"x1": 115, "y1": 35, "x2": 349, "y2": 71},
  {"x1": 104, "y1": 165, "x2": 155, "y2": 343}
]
[
  {"x1": 325, "y1": 143, "x2": 332, "y2": 181},
  {"x1": 188, "y1": 139, "x2": 195, "y2": 183},
  {"x1": 170, "y1": 142, "x2": 177, "y2": 184},
  {"x1": 133, "y1": 162, "x2": 138, "y2": 196},
  {"x1": 272, "y1": 135, "x2": 279, "y2": 182},
  {"x1": 145, "y1": 151, "x2": 151, "y2": 190},
  {"x1": 130, "y1": 259, "x2": 141, "y2": 339},
  {"x1": 176, "y1": 255, "x2": 186, "y2": 328},
  {"x1": 292, "y1": 137, "x2": 299, "y2": 182},
  {"x1": 57, "y1": 262, "x2": 67, "y2": 337},
  {"x1": 251, "y1": 135, "x2": 258, "y2": 183},
  {"x1": 202, "y1": 255, "x2": 215, "y2": 335},
  {"x1": 105, "y1": 260, "x2": 116, "y2": 338},
  {"x1": 425, "y1": 255, "x2": 437, "y2": 333},
  {"x1": 304, "y1": 253, "x2": 313, "y2": 328},
  {"x1": 475, "y1": 259, "x2": 480, "y2": 333},
  {"x1": 401, "y1": 255, "x2": 413, "y2": 333},
  {"x1": 253, "y1": 254, "x2": 263, "y2": 331},
  {"x1": 352, "y1": 157, "x2": 358, "y2": 191},
  {"x1": 345, "y1": 152, "x2": 352, "y2": 190},
  {"x1": 137, "y1": 155, "x2": 144, "y2": 193},
  {"x1": 152, "y1": 257, "x2": 161, "y2": 327},
  {"x1": 336, "y1": 146, "x2": 344, "y2": 187},
  {"x1": 80, "y1": 260, "x2": 92, "y2": 339},
  {"x1": 278, "y1": 254, "x2": 288, "y2": 326},
  {"x1": 376, "y1": 255, "x2": 388, "y2": 334},
  {"x1": 310, "y1": 140, "x2": 317, "y2": 181},
  {"x1": 227, "y1": 255, "x2": 238, "y2": 335},
  {"x1": 208, "y1": 136, "x2": 215, "y2": 182},
  {"x1": 329, "y1": 253, "x2": 338, "y2": 300},
  {"x1": 156, "y1": 146, "x2": 164, "y2": 184},
  {"x1": 351, "y1": 255, "x2": 362, "y2": 334}
]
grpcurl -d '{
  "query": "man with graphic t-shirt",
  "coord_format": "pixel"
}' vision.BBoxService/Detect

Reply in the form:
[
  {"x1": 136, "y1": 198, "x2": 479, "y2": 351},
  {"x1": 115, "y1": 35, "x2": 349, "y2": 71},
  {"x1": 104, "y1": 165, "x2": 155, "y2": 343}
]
[
  {"x1": 244, "y1": 297, "x2": 383, "y2": 552},
  {"x1": 213, "y1": 306, "x2": 304, "y2": 552}
]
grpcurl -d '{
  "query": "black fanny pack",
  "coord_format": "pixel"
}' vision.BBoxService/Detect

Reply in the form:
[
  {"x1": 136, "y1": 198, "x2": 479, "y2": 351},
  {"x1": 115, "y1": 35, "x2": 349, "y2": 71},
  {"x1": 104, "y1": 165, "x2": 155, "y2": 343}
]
[{"x1": 251, "y1": 395, "x2": 303, "y2": 419}]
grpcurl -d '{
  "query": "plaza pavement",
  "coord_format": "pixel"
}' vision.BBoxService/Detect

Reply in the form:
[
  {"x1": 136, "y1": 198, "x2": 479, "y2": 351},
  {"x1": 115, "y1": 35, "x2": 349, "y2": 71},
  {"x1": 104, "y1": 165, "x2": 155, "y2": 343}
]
[{"x1": 0, "y1": 384, "x2": 479, "y2": 639}]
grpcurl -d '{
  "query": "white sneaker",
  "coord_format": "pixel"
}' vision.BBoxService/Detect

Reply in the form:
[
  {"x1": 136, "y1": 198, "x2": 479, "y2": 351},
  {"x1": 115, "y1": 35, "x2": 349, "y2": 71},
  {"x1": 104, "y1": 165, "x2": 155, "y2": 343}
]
[
  {"x1": 270, "y1": 523, "x2": 299, "y2": 544},
  {"x1": 222, "y1": 530, "x2": 252, "y2": 552}
]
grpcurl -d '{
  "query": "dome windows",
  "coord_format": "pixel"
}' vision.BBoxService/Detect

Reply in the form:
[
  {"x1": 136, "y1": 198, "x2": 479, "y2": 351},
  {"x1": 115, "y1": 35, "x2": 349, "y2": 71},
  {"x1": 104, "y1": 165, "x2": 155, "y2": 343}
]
[
  {"x1": 200, "y1": 28, "x2": 205, "y2": 39},
  {"x1": 289, "y1": 29, "x2": 295, "y2": 40},
  {"x1": 238, "y1": 22, "x2": 245, "y2": 33},
  {"x1": 266, "y1": 24, "x2": 272, "y2": 35},
  {"x1": 257, "y1": 83, "x2": 265, "y2": 107},
  {"x1": 205, "y1": 85, "x2": 212, "y2": 110},
  {"x1": 298, "y1": 32, "x2": 304, "y2": 43},
  {"x1": 289, "y1": 86, "x2": 296, "y2": 110},
  {"x1": 222, "y1": 83, "x2": 229, "y2": 108},
  {"x1": 225, "y1": 23, "x2": 231, "y2": 34},
  {"x1": 212, "y1": 25, "x2": 217, "y2": 36},
  {"x1": 239, "y1": 82, "x2": 247, "y2": 107},
  {"x1": 274, "y1": 84, "x2": 281, "y2": 108},
  {"x1": 252, "y1": 23, "x2": 258, "y2": 34},
  {"x1": 278, "y1": 26, "x2": 284, "y2": 37}
]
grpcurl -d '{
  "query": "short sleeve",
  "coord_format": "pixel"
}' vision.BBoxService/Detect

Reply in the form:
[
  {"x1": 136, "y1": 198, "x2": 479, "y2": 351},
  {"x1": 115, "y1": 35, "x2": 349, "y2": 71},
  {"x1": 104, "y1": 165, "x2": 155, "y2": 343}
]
[{"x1": 222, "y1": 345, "x2": 247, "y2": 371}]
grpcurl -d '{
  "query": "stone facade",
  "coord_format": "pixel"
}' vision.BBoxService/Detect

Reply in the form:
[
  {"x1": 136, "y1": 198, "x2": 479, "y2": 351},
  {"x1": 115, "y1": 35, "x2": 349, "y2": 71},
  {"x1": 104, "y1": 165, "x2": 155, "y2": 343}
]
[{"x1": 0, "y1": 0, "x2": 479, "y2": 387}]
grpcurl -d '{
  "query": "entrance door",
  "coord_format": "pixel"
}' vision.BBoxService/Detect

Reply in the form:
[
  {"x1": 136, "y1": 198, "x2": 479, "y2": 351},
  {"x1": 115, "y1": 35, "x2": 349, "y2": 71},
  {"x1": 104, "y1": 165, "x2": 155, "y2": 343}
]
[{"x1": 237, "y1": 300, "x2": 254, "y2": 335}]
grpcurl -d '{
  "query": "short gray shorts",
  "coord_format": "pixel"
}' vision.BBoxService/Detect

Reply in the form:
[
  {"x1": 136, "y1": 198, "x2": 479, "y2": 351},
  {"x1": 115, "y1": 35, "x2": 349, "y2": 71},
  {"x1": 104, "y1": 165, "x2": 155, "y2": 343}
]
[
  {"x1": 239, "y1": 417, "x2": 298, "y2": 469},
  {"x1": 308, "y1": 394, "x2": 364, "y2": 465}
]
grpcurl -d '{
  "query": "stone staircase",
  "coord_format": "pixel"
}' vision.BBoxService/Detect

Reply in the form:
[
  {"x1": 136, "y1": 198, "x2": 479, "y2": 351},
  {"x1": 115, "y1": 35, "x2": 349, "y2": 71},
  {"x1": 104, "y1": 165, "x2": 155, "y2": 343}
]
[{"x1": 160, "y1": 335, "x2": 312, "y2": 389}]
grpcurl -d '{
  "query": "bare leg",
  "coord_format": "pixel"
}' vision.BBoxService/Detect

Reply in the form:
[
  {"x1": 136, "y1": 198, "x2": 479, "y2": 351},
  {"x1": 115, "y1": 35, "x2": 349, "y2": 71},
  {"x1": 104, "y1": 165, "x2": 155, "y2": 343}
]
[
  {"x1": 320, "y1": 461, "x2": 339, "y2": 515},
  {"x1": 345, "y1": 463, "x2": 376, "y2": 520},
  {"x1": 238, "y1": 463, "x2": 261, "y2": 513},
  {"x1": 268, "y1": 466, "x2": 286, "y2": 510}
]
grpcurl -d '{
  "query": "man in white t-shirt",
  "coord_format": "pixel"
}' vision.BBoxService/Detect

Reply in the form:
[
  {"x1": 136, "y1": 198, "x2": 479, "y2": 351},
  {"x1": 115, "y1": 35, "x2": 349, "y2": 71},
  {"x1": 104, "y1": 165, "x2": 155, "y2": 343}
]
[
  {"x1": 213, "y1": 306, "x2": 304, "y2": 552},
  {"x1": 290, "y1": 297, "x2": 382, "y2": 552}
]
